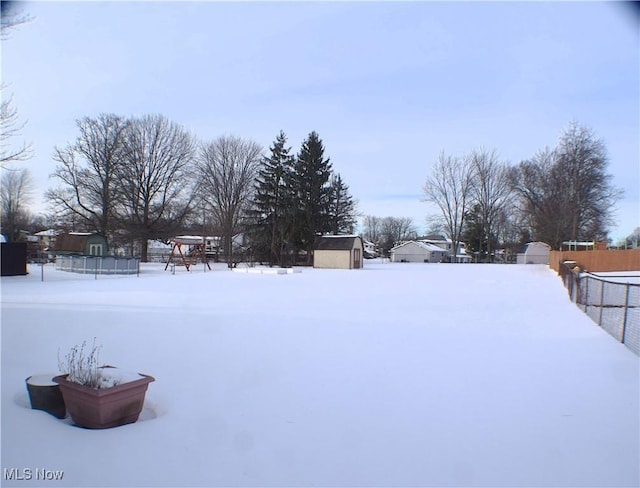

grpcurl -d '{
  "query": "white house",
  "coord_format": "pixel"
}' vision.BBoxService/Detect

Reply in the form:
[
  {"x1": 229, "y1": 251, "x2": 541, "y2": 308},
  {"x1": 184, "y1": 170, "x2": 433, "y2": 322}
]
[
  {"x1": 390, "y1": 241, "x2": 448, "y2": 263},
  {"x1": 420, "y1": 236, "x2": 471, "y2": 263},
  {"x1": 516, "y1": 242, "x2": 551, "y2": 264},
  {"x1": 147, "y1": 240, "x2": 173, "y2": 262},
  {"x1": 363, "y1": 239, "x2": 378, "y2": 258},
  {"x1": 34, "y1": 229, "x2": 59, "y2": 250}
]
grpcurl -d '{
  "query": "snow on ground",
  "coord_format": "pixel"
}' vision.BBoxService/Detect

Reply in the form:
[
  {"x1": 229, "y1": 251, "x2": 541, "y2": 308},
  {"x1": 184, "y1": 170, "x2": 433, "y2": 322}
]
[{"x1": 1, "y1": 261, "x2": 638, "y2": 487}]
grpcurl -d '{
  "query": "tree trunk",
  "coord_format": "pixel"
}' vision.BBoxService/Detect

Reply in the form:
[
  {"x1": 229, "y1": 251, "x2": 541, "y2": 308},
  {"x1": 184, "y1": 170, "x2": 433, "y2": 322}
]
[{"x1": 140, "y1": 238, "x2": 149, "y2": 262}]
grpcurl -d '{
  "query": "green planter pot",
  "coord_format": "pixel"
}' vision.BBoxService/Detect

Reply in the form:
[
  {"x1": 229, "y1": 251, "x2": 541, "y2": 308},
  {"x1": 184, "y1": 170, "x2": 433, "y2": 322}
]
[{"x1": 53, "y1": 373, "x2": 154, "y2": 429}]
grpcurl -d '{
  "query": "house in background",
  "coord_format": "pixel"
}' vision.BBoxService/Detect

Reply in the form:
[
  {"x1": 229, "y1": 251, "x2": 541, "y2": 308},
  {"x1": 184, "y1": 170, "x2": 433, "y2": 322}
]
[
  {"x1": 562, "y1": 240, "x2": 607, "y2": 251},
  {"x1": 313, "y1": 235, "x2": 364, "y2": 269},
  {"x1": 419, "y1": 235, "x2": 471, "y2": 263},
  {"x1": 363, "y1": 239, "x2": 379, "y2": 258},
  {"x1": 516, "y1": 242, "x2": 551, "y2": 264},
  {"x1": 147, "y1": 240, "x2": 173, "y2": 263},
  {"x1": 390, "y1": 241, "x2": 448, "y2": 263},
  {"x1": 54, "y1": 232, "x2": 109, "y2": 256},
  {"x1": 34, "y1": 229, "x2": 59, "y2": 250}
]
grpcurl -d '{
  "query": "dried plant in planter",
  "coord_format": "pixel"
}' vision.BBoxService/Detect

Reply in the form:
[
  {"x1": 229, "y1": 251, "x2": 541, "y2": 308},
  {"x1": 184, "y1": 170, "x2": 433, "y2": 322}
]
[
  {"x1": 57, "y1": 338, "x2": 104, "y2": 389},
  {"x1": 54, "y1": 338, "x2": 155, "y2": 429}
]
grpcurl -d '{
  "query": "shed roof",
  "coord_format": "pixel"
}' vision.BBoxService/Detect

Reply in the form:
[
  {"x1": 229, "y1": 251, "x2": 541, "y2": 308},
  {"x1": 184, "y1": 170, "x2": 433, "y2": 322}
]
[
  {"x1": 34, "y1": 229, "x2": 59, "y2": 237},
  {"x1": 518, "y1": 241, "x2": 552, "y2": 253},
  {"x1": 55, "y1": 233, "x2": 105, "y2": 253},
  {"x1": 55, "y1": 234, "x2": 89, "y2": 252},
  {"x1": 314, "y1": 235, "x2": 362, "y2": 251},
  {"x1": 391, "y1": 240, "x2": 447, "y2": 253}
]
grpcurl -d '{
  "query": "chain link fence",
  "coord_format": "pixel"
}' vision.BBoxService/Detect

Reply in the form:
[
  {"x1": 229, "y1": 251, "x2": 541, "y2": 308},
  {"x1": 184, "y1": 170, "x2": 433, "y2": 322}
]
[{"x1": 559, "y1": 261, "x2": 639, "y2": 355}]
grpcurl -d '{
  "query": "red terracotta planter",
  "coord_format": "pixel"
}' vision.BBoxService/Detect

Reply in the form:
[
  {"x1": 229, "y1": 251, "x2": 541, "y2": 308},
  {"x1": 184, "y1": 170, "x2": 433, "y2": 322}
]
[{"x1": 53, "y1": 373, "x2": 154, "y2": 429}]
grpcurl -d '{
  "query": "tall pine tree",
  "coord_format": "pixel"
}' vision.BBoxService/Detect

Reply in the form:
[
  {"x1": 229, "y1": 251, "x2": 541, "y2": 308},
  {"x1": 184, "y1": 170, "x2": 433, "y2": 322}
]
[
  {"x1": 292, "y1": 131, "x2": 333, "y2": 262},
  {"x1": 327, "y1": 172, "x2": 357, "y2": 235},
  {"x1": 250, "y1": 130, "x2": 295, "y2": 266}
]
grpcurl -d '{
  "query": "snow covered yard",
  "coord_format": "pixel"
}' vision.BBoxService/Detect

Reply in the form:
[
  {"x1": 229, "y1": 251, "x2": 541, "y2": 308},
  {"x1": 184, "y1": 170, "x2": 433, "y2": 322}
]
[{"x1": 1, "y1": 261, "x2": 638, "y2": 487}]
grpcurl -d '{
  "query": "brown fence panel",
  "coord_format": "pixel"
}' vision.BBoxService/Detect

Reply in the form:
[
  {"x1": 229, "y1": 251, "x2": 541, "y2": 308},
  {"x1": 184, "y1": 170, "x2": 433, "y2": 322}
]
[{"x1": 549, "y1": 249, "x2": 640, "y2": 273}]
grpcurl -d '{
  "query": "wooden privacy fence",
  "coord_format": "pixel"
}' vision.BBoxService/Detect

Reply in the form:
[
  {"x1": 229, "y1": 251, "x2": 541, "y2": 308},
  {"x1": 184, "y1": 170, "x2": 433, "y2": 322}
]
[
  {"x1": 549, "y1": 249, "x2": 640, "y2": 273},
  {"x1": 558, "y1": 262, "x2": 639, "y2": 355}
]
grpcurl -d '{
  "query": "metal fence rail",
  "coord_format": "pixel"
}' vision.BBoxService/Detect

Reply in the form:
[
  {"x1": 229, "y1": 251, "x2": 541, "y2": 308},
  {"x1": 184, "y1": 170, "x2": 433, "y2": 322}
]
[{"x1": 559, "y1": 262, "x2": 639, "y2": 355}]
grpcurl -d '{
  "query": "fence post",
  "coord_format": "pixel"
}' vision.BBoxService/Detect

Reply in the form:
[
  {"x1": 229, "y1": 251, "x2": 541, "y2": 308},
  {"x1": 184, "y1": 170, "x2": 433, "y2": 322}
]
[
  {"x1": 584, "y1": 277, "x2": 589, "y2": 312},
  {"x1": 569, "y1": 272, "x2": 575, "y2": 301},
  {"x1": 621, "y1": 283, "x2": 630, "y2": 343},
  {"x1": 598, "y1": 280, "x2": 605, "y2": 326}
]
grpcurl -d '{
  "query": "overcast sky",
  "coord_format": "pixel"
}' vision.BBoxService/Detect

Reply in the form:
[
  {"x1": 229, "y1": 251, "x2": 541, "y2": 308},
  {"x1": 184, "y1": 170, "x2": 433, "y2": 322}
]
[{"x1": 3, "y1": 1, "x2": 638, "y2": 241}]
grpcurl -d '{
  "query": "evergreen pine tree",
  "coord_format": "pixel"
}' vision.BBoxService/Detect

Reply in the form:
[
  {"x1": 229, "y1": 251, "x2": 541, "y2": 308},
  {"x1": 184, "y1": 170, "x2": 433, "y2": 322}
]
[
  {"x1": 292, "y1": 131, "x2": 333, "y2": 262},
  {"x1": 327, "y1": 172, "x2": 357, "y2": 235},
  {"x1": 462, "y1": 203, "x2": 486, "y2": 261},
  {"x1": 250, "y1": 130, "x2": 295, "y2": 266}
]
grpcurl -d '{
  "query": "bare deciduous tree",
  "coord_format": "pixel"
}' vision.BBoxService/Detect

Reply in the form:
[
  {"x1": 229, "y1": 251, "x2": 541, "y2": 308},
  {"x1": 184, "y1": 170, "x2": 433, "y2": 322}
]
[
  {"x1": 197, "y1": 135, "x2": 262, "y2": 267},
  {"x1": 424, "y1": 215, "x2": 446, "y2": 237},
  {"x1": 362, "y1": 215, "x2": 416, "y2": 256},
  {"x1": 1, "y1": 1, "x2": 33, "y2": 39},
  {"x1": 119, "y1": 114, "x2": 196, "y2": 261},
  {"x1": 508, "y1": 147, "x2": 565, "y2": 247},
  {"x1": 493, "y1": 204, "x2": 528, "y2": 261},
  {"x1": 423, "y1": 151, "x2": 473, "y2": 262},
  {"x1": 362, "y1": 215, "x2": 382, "y2": 245},
  {"x1": 468, "y1": 148, "x2": 512, "y2": 262},
  {"x1": 509, "y1": 123, "x2": 621, "y2": 248},
  {"x1": 46, "y1": 114, "x2": 128, "y2": 238},
  {"x1": 381, "y1": 216, "x2": 417, "y2": 252},
  {"x1": 0, "y1": 89, "x2": 32, "y2": 167},
  {"x1": 556, "y1": 122, "x2": 621, "y2": 242},
  {"x1": 1, "y1": 167, "x2": 33, "y2": 241},
  {"x1": 1, "y1": 2, "x2": 33, "y2": 167}
]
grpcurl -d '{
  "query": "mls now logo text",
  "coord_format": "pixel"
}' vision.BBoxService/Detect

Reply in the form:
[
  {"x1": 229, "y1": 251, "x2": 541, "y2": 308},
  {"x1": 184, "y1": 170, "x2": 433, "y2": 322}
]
[{"x1": 4, "y1": 467, "x2": 64, "y2": 481}]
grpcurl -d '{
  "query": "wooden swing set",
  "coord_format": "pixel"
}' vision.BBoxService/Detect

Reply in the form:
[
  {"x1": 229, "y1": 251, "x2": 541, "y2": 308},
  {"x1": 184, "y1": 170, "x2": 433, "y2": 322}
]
[{"x1": 164, "y1": 236, "x2": 211, "y2": 271}]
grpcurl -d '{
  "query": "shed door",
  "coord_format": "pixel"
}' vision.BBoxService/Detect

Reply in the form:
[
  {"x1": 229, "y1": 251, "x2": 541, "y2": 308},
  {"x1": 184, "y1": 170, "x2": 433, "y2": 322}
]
[
  {"x1": 89, "y1": 243, "x2": 103, "y2": 256},
  {"x1": 353, "y1": 248, "x2": 361, "y2": 269}
]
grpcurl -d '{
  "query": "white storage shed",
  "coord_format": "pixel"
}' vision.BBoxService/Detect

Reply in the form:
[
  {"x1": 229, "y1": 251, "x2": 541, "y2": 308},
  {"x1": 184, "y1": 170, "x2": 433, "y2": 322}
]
[{"x1": 516, "y1": 242, "x2": 551, "y2": 264}]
